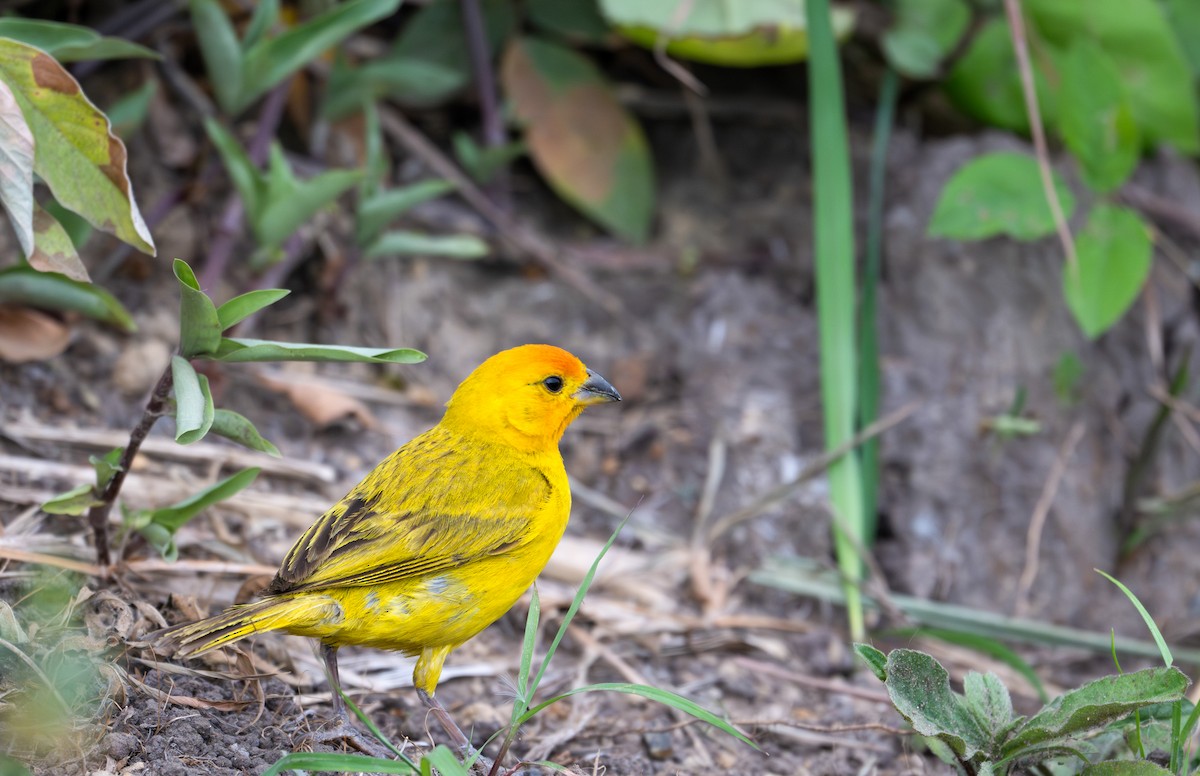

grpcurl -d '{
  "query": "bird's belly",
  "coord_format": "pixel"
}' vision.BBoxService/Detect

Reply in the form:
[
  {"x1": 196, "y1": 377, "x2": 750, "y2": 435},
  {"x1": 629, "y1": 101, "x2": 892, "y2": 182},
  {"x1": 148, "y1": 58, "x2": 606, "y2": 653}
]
[{"x1": 285, "y1": 554, "x2": 541, "y2": 653}]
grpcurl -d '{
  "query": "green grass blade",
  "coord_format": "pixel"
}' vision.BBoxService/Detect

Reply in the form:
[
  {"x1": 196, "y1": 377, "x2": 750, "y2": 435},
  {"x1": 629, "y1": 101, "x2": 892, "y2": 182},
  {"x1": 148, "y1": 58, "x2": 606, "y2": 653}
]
[
  {"x1": 519, "y1": 682, "x2": 757, "y2": 749},
  {"x1": 515, "y1": 585, "x2": 541, "y2": 708},
  {"x1": 1095, "y1": 569, "x2": 1172, "y2": 667},
  {"x1": 859, "y1": 67, "x2": 899, "y2": 539},
  {"x1": 528, "y1": 512, "x2": 632, "y2": 695},
  {"x1": 341, "y1": 690, "x2": 416, "y2": 765},
  {"x1": 805, "y1": 0, "x2": 867, "y2": 641},
  {"x1": 259, "y1": 751, "x2": 417, "y2": 775}
]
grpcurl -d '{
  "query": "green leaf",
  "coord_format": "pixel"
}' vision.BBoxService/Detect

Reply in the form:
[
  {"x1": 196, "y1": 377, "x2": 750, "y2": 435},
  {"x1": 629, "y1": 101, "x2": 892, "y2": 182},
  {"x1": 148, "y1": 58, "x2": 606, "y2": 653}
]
[
  {"x1": 1026, "y1": 0, "x2": 1198, "y2": 154},
  {"x1": 366, "y1": 231, "x2": 488, "y2": 260},
  {"x1": 853, "y1": 643, "x2": 888, "y2": 681},
  {"x1": 1095, "y1": 570, "x2": 1172, "y2": 667},
  {"x1": 0, "y1": 754, "x2": 32, "y2": 776},
  {"x1": 137, "y1": 521, "x2": 177, "y2": 562},
  {"x1": 421, "y1": 746, "x2": 470, "y2": 776},
  {"x1": 256, "y1": 145, "x2": 361, "y2": 250},
  {"x1": 528, "y1": 0, "x2": 610, "y2": 43},
  {"x1": 944, "y1": 19, "x2": 1052, "y2": 134},
  {"x1": 1002, "y1": 667, "x2": 1190, "y2": 758},
  {"x1": 89, "y1": 447, "x2": 124, "y2": 491},
  {"x1": 40, "y1": 484, "x2": 102, "y2": 516},
  {"x1": 0, "y1": 75, "x2": 34, "y2": 258},
  {"x1": 1062, "y1": 205, "x2": 1152, "y2": 339},
  {"x1": 29, "y1": 201, "x2": 87, "y2": 282},
  {"x1": 204, "y1": 119, "x2": 263, "y2": 218},
  {"x1": 1058, "y1": 41, "x2": 1139, "y2": 193},
  {"x1": 964, "y1": 672, "x2": 1014, "y2": 737},
  {"x1": 358, "y1": 179, "x2": 456, "y2": 245},
  {"x1": 1081, "y1": 763, "x2": 1173, "y2": 775},
  {"x1": 171, "y1": 356, "x2": 215, "y2": 444},
  {"x1": 106, "y1": 79, "x2": 157, "y2": 137},
  {"x1": 242, "y1": 0, "x2": 281, "y2": 51},
  {"x1": 1165, "y1": 0, "x2": 1200, "y2": 76},
  {"x1": 215, "y1": 288, "x2": 290, "y2": 331},
  {"x1": 0, "y1": 38, "x2": 155, "y2": 254},
  {"x1": 42, "y1": 197, "x2": 93, "y2": 251},
  {"x1": 876, "y1": 649, "x2": 992, "y2": 761},
  {"x1": 521, "y1": 682, "x2": 756, "y2": 749},
  {"x1": 0, "y1": 19, "x2": 159, "y2": 62},
  {"x1": 213, "y1": 337, "x2": 427, "y2": 364},
  {"x1": 238, "y1": 0, "x2": 402, "y2": 112},
  {"x1": 502, "y1": 37, "x2": 655, "y2": 242},
  {"x1": 882, "y1": 0, "x2": 970, "y2": 78},
  {"x1": 149, "y1": 467, "x2": 260, "y2": 531},
  {"x1": 929, "y1": 152, "x2": 1076, "y2": 241},
  {"x1": 210, "y1": 409, "x2": 280, "y2": 456},
  {"x1": 888, "y1": 627, "x2": 1047, "y2": 703},
  {"x1": 260, "y1": 752, "x2": 418, "y2": 776},
  {"x1": 452, "y1": 132, "x2": 525, "y2": 184},
  {"x1": 173, "y1": 259, "x2": 222, "y2": 357},
  {"x1": 190, "y1": 0, "x2": 245, "y2": 114},
  {"x1": 0, "y1": 266, "x2": 134, "y2": 331}
]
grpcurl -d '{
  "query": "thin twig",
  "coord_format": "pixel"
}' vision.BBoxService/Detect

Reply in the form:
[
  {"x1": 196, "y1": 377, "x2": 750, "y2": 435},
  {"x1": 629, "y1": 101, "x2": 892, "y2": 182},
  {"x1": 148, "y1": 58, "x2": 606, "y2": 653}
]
[
  {"x1": 1015, "y1": 420, "x2": 1086, "y2": 616},
  {"x1": 732, "y1": 657, "x2": 891, "y2": 704},
  {"x1": 1122, "y1": 184, "x2": 1200, "y2": 241},
  {"x1": 706, "y1": 402, "x2": 919, "y2": 543},
  {"x1": 82, "y1": 366, "x2": 175, "y2": 568},
  {"x1": 1003, "y1": 0, "x2": 1078, "y2": 273}
]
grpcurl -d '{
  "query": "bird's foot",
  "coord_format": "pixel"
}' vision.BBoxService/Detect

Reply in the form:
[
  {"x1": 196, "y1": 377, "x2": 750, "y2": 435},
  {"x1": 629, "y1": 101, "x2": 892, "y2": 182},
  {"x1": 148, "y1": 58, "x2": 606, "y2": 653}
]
[{"x1": 308, "y1": 716, "x2": 401, "y2": 760}]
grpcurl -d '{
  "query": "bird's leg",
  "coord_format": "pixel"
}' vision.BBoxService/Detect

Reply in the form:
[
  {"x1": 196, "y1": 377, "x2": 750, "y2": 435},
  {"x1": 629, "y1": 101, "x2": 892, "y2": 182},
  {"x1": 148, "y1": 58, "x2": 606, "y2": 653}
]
[
  {"x1": 417, "y1": 687, "x2": 474, "y2": 752},
  {"x1": 308, "y1": 643, "x2": 396, "y2": 759}
]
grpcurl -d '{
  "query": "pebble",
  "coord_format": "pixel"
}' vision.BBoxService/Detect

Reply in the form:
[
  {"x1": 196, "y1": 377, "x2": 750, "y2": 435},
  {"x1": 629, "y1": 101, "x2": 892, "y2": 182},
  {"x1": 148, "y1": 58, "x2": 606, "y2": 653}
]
[
  {"x1": 103, "y1": 731, "x2": 139, "y2": 760},
  {"x1": 643, "y1": 731, "x2": 674, "y2": 760}
]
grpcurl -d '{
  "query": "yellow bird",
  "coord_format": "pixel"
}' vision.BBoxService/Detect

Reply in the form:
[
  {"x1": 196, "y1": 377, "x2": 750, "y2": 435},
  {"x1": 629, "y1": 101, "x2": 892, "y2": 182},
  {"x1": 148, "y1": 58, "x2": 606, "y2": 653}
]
[{"x1": 158, "y1": 344, "x2": 620, "y2": 748}]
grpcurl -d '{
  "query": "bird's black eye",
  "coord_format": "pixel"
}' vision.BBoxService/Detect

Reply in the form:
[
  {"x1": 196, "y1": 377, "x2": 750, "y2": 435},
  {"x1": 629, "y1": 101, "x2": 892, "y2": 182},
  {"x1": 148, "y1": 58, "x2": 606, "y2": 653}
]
[{"x1": 543, "y1": 375, "x2": 564, "y2": 394}]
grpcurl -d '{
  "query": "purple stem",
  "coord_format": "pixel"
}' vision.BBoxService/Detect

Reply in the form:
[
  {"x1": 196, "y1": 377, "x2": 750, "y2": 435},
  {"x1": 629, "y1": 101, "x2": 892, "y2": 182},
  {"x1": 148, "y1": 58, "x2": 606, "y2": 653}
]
[{"x1": 459, "y1": 0, "x2": 511, "y2": 210}]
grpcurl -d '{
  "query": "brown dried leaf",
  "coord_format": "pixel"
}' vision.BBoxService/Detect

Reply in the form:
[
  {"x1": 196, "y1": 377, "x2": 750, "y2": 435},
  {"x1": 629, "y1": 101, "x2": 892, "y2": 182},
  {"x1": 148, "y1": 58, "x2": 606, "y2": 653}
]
[
  {"x1": 258, "y1": 373, "x2": 377, "y2": 429},
  {"x1": 0, "y1": 305, "x2": 70, "y2": 362}
]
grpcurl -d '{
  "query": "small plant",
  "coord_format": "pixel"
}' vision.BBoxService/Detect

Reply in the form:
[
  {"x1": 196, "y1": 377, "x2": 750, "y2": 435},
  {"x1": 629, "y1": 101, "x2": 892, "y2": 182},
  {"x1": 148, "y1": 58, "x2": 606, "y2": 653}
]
[{"x1": 41, "y1": 259, "x2": 426, "y2": 567}]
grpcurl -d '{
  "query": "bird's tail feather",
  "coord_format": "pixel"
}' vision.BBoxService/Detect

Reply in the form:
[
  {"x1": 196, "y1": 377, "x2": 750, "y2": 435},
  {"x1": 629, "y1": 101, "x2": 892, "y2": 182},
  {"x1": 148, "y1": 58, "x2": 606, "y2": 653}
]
[{"x1": 156, "y1": 597, "x2": 327, "y2": 656}]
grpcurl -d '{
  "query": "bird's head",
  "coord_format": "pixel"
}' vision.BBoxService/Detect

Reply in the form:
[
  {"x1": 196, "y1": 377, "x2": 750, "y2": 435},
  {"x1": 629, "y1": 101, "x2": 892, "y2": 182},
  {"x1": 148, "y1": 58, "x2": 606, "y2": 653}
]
[{"x1": 442, "y1": 344, "x2": 621, "y2": 452}]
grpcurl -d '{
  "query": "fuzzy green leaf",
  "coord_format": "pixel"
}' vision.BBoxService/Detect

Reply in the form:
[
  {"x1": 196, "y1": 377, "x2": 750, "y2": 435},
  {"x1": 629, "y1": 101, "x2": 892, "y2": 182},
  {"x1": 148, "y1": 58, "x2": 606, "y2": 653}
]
[
  {"x1": 40, "y1": 484, "x2": 102, "y2": 516},
  {"x1": 854, "y1": 643, "x2": 888, "y2": 681},
  {"x1": 878, "y1": 649, "x2": 991, "y2": 761}
]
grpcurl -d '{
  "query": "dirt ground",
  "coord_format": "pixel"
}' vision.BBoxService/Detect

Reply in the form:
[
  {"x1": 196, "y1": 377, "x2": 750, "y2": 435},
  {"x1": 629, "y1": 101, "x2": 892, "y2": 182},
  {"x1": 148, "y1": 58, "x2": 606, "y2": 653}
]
[{"x1": 3, "y1": 80, "x2": 1200, "y2": 775}]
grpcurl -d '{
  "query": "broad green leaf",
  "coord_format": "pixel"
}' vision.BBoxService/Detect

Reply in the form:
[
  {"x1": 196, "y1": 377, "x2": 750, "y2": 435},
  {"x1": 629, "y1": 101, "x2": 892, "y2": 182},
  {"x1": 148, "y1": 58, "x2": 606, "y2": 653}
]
[
  {"x1": 502, "y1": 37, "x2": 654, "y2": 242},
  {"x1": 89, "y1": 447, "x2": 123, "y2": 491},
  {"x1": 1058, "y1": 41, "x2": 1139, "y2": 192},
  {"x1": 1062, "y1": 205, "x2": 1152, "y2": 339},
  {"x1": 40, "y1": 484, "x2": 102, "y2": 516},
  {"x1": 929, "y1": 152, "x2": 1075, "y2": 241},
  {"x1": 881, "y1": 0, "x2": 970, "y2": 78},
  {"x1": 888, "y1": 627, "x2": 1047, "y2": 702},
  {"x1": 238, "y1": 0, "x2": 402, "y2": 112},
  {"x1": 0, "y1": 266, "x2": 134, "y2": 330},
  {"x1": 171, "y1": 356, "x2": 215, "y2": 444},
  {"x1": 260, "y1": 752, "x2": 418, "y2": 776},
  {"x1": 366, "y1": 231, "x2": 488, "y2": 260},
  {"x1": 190, "y1": 0, "x2": 245, "y2": 114},
  {"x1": 521, "y1": 682, "x2": 756, "y2": 749},
  {"x1": 1165, "y1": 0, "x2": 1200, "y2": 76},
  {"x1": 358, "y1": 179, "x2": 456, "y2": 245},
  {"x1": 213, "y1": 337, "x2": 427, "y2": 364},
  {"x1": 0, "y1": 38, "x2": 155, "y2": 254},
  {"x1": 204, "y1": 119, "x2": 263, "y2": 217},
  {"x1": 173, "y1": 259, "x2": 222, "y2": 357},
  {"x1": 876, "y1": 649, "x2": 991, "y2": 761},
  {"x1": 256, "y1": 144, "x2": 361, "y2": 250},
  {"x1": 29, "y1": 202, "x2": 87, "y2": 282},
  {"x1": 215, "y1": 288, "x2": 290, "y2": 331},
  {"x1": 1026, "y1": 0, "x2": 1198, "y2": 154},
  {"x1": 964, "y1": 672, "x2": 1014, "y2": 737},
  {"x1": 106, "y1": 79, "x2": 157, "y2": 137},
  {"x1": 853, "y1": 643, "x2": 888, "y2": 681},
  {"x1": 602, "y1": 0, "x2": 855, "y2": 66},
  {"x1": 149, "y1": 467, "x2": 260, "y2": 531},
  {"x1": 944, "y1": 19, "x2": 1052, "y2": 134},
  {"x1": 0, "y1": 75, "x2": 34, "y2": 257},
  {"x1": 528, "y1": 0, "x2": 610, "y2": 43},
  {"x1": 1003, "y1": 667, "x2": 1190, "y2": 757},
  {"x1": 0, "y1": 19, "x2": 159, "y2": 62},
  {"x1": 1081, "y1": 763, "x2": 1173, "y2": 775},
  {"x1": 210, "y1": 409, "x2": 280, "y2": 456}
]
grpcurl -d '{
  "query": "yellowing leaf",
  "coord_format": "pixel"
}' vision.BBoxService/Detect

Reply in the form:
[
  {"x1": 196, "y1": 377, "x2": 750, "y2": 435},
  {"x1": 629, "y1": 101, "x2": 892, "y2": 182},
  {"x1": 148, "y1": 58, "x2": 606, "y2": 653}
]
[
  {"x1": 29, "y1": 202, "x2": 88, "y2": 282},
  {"x1": 0, "y1": 39, "x2": 155, "y2": 255},
  {"x1": 502, "y1": 37, "x2": 653, "y2": 242},
  {"x1": 0, "y1": 75, "x2": 34, "y2": 257}
]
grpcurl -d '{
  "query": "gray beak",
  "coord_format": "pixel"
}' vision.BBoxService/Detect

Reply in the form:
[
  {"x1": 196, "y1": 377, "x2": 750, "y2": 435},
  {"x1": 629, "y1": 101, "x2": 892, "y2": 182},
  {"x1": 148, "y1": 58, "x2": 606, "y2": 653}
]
[{"x1": 573, "y1": 368, "x2": 621, "y2": 405}]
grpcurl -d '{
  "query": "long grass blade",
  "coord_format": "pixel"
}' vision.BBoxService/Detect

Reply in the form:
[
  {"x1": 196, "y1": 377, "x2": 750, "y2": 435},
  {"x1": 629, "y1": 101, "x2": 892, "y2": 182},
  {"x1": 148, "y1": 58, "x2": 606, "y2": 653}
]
[
  {"x1": 260, "y1": 752, "x2": 417, "y2": 776},
  {"x1": 805, "y1": 0, "x2": 867, "y2": 640},
  {"x1": 1095, "y1": 569, "x2": 1172, "y2": 667}
]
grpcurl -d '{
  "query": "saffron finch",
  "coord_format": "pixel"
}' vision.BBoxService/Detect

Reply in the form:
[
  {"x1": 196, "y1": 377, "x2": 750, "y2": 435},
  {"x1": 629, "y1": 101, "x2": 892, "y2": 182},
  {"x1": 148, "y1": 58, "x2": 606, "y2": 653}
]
[{"x1": 158, "y1": 344, "x2": 620, "y2": 748}]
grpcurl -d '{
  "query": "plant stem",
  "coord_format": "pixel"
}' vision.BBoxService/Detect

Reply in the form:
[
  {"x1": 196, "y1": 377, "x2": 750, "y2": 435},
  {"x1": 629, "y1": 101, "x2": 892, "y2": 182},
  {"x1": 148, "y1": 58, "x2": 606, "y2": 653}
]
[
  {"x1": 459, "y1": 0, "x2": 511, "y2": 210},
  {"x1": 84, "y1": 365, "x2": 174, "y2": 569}
]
